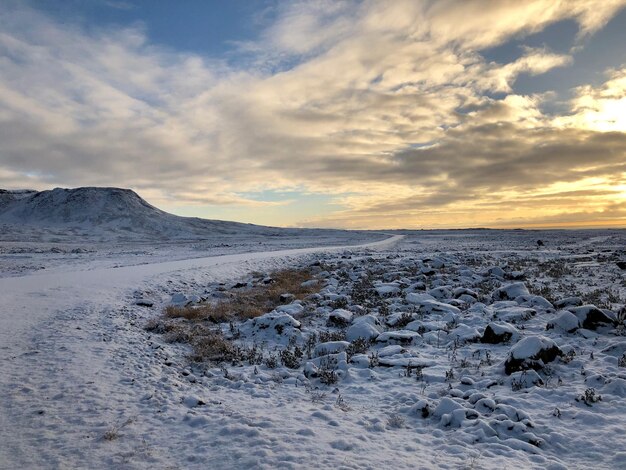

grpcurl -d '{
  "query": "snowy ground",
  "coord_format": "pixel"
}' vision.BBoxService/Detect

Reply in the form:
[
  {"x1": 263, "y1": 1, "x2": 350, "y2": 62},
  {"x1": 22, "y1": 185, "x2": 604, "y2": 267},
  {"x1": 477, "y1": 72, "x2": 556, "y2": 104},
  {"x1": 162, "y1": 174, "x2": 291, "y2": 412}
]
[
  {"x1": 0, "y1": 230, "x2": 383, "y2": 278},
  {"x1": 1, "y1": 229, "x2": 625, "y2": 469}
]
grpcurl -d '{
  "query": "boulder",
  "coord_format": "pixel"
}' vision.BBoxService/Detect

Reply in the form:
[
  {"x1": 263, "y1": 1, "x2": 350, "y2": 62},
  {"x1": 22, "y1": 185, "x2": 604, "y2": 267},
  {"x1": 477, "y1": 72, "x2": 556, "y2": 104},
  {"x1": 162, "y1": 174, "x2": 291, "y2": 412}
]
[
  {"x1": 480, "y1": 322, "x2": 520, "y2": 344},
  {"x1": 492, "y1": 282, "x2": 530, "y2": 301},
  {"x1": 494, "y1": 306, "x2": 536, "y2": 323},
  {"x1": 449, "y1": 324, "x2": 481, "y2": 343},
  {"x1": 504, "y1": 336, "x2": 563, "y2": 375},
  {"x1": 546, "y1": 310, "x2": 579, "y2": 333},
  {"x1": 327, "y1": 308, "x2": 353, "y2": 327},
  {"x1": 569, "y1": 305, "x2": 617, "y2": 330},
  {"x1": 313, "y1": 341, "x2": 350, "y2": 357},
  {"x1": 484, "y1": 266, "x2": 506, "y2": 278},
  {"x1": 376, "y1": 330, "x2": 421, "y2": 345},
  {"x1": 427, "y1": 286, "x2": 452, "y2": 300},
  {"x1": 346, "y1": 315, "x2": 382, "y2": 341},
  {"x1": 554, "y1": 296, "x2": 583, "y2": 309}
]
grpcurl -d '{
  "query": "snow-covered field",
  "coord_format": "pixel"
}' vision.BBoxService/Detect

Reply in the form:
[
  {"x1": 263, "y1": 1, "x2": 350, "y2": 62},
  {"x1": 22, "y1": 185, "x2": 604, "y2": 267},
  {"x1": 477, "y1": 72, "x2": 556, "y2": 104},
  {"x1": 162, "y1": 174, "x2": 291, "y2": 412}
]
[{"x1": 1, "y1": 229, "x2": 626, "y2": 469}]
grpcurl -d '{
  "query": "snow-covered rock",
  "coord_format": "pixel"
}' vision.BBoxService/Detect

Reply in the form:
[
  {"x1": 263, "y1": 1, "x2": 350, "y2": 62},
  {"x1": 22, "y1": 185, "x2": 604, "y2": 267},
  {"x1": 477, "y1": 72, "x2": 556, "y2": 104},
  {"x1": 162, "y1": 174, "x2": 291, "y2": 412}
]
[
  {"x1": 275, "y1": 302, "x2": 305, "y2": 317},
  {"x1": 433, "y1": 397, "x2": 467, "y2": 427},
  {"x1": 546, "y1": 310, "x2": 580, "y2": 333},
  {"x1": 494, "y1": 306, "x2": 536, "y2": 323},
  {"x1": 374, "y1": 283, "x2": 401, "y2": 296},
  {"x1": 346, "y1": 315, "x2": 382, "y2": 341},
  {"x1": 427, "y1": 286, "x2": 451, "y2": 300},
  {"x1": 376, "y1": 330, "x2": 421, "y2": 345},
  {"x1": 241, "y1": 311, "x2": 301, "y2": 344},
  {"x1": 314, "y1": 341, "x2": 350, "y2": 357},
  {"x1": 569, "y1": 305, "x2": 617, "y2": 330},
  {"x1": 327, "y1": 308, "x2": 353, "y2": 327},
  {"x1": 449, "y1": 324, "x2": 481, "y2": 343},
  {"x1": 492, "y1": 282, "x2": 530, "y2": 301},
  {"x1": 484, "y1": 266, "x2": 506, "y2": 278},
  {"x1": 480, "y1": 322, "x2": 520, "y2": 344},
  {"x1": 405, "y1": 292, "x2": 436, "y2": 304},
  {"x1": 504, "y1": 336, "x2": 563, "y2": 374},
  {"x1": 554, "y1": 296, "x2": 583, "y2": 309},
  {"x1": 515, "y1": 294, "x2": 554, "y2": 310}
]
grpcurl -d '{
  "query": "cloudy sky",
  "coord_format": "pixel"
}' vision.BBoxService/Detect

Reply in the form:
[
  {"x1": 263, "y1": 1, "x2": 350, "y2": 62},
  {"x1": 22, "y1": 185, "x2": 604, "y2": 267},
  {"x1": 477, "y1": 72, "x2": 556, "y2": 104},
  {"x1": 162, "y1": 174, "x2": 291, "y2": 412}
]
[{"x1": 1, "y1": 0, "x2": 626, "y2": 229}]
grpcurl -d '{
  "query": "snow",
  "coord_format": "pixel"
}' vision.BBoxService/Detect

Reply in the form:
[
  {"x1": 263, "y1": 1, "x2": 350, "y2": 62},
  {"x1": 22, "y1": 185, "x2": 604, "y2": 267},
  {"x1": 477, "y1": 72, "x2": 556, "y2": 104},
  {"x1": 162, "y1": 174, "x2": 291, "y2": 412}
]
[
  {"x1": 346, "y1": 315, "x2": 382, "y2": 341},
  {"x1": 509, "y1": 336, "x2": 559, "y2": 360},
  {"x1": 2, "y1": 228, "x2": 626, "y2": 469}
]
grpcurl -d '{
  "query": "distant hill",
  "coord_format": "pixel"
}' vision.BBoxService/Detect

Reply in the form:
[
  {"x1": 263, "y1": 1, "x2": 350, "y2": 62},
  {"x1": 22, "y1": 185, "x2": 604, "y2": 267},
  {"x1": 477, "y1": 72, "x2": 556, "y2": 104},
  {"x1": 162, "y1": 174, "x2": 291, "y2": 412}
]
[{"x1": 0, "y1": 187, "x2": 310, "y2": 240}]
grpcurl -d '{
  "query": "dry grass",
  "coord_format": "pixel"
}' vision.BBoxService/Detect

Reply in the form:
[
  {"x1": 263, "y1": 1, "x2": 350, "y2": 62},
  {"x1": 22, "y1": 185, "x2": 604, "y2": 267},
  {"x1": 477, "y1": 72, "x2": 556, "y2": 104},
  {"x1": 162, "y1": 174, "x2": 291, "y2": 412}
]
[
  {"x1": 189, "y1": 329, "x2": 238, "y2": 362},
  {"x1": 148, "y1": 268, "x2": 321, "y2": 363},
  {"x1": 164, "y1": 268, "x2": 319, "y2": 323}
]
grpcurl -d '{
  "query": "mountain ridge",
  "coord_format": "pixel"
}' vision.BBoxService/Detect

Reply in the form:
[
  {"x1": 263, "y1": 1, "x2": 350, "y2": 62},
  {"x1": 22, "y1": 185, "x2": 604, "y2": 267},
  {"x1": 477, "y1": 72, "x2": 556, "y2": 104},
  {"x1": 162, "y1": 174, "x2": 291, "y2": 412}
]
[{"x1": 0, "y1": 187, "x2": 297, "y2": 240}]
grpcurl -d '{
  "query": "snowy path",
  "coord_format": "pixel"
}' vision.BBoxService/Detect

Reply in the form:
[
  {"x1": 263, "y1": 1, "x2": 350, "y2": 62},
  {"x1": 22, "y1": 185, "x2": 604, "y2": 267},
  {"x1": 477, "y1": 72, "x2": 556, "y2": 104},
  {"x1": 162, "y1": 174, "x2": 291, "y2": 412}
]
[
  {"x1": 0, "y1": 234, "x2": 402, "y2": 348},
  {"x1": 0, "y1": 234, "x2": 402, "y2": 469}
]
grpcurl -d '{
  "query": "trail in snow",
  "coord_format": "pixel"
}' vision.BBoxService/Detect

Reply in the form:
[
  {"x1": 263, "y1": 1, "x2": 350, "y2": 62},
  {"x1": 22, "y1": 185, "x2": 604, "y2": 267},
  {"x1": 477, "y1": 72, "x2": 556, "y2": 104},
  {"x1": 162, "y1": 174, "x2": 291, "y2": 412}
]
[
  {"x1": 0, "y1": 234, "x2": 403, "y2": 348},
  {"x1": 0, "y1": 234, "x2": 402, "y2": 469}
]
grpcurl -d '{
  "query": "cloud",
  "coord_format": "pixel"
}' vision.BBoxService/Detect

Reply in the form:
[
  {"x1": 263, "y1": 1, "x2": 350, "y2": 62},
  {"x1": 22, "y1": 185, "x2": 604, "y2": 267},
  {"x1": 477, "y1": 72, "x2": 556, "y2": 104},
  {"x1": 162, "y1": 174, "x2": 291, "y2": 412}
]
[{"x1": 0, "y1": 1, "x2": 625, "y2": 227}]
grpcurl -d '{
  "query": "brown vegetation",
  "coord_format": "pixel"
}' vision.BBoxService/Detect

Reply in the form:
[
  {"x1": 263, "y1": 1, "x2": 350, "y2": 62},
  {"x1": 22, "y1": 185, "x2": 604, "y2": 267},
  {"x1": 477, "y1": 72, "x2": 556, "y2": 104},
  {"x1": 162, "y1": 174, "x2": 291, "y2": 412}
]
[
  {"x1": 164, "y1": 268, "x2": 318, "y2": 323},
  {"x1": 147, "y1": 268, "x2": 320, "y2": 363}
]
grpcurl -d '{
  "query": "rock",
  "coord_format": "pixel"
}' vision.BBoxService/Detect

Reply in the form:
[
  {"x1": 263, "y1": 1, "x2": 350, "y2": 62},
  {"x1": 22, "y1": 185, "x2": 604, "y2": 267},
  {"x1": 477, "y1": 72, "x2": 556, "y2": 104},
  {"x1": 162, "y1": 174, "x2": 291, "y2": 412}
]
[
  {"x1": 406, "y1": 293, "x2": 461, "y2": 317},
  {"x1": 279, "y1": 293, "x2": 295, "y2": 303},
  {"x1": 492, "y1": 282, "x2": 530, "y2": 301},
  {"x1": 346, "y1": 315, "x2": 382, "y2": 341},
  {"x1": 375, "y1": 283, "x2": 401, "y2": 296},
  {"x1": 327, "y1": 309, "x2": 353, "y2": 327},
  {"x1": 349, "y1": 353, "x2": 370, "y2": 368},
  {"x1": 449, "y1": 324, "x2": 481, "y2": 343},
  {"x1": 433, "y1": 397, "x2": 467, "y2": 427},
  {"x1": 480, "y1": 322, "x2": 520, "y2": 344},
  {"x1": 405, "y1": 292, "x2": 436, "y2": 304},
  {"x1": 430, "y1": 258, "x2": 445, "y2": 269},
  {"x1": 378, "y1": 345, "x2": 405, "y2": 357},
  {"x1": 135, "y1": 300, "x2": 154, "y2": 308},
  {"x1": 170, "y1": 293, "x2": 190, "y2": 306},
  {"x1": 182, "y1": 395, "x2": 206, "y2": 408},
  {"x1": 262, "y1": 276, "x2": 274, "y2": 284},
  {"x1": 242, "y1": 311, "x2": 301, "y2": 342},
  {"x1": 494, "y1": 306, "x2": 536, "y2": 323},
  {"x1": 427, "y1": 286, "x2": 452, "y2": 301},
  {"x1": 546, "y1": 310, "x2": 579, "y2": 333},
  {"x1": 508, "y1": 271, "x2": 526, "y2": 280},
  {"x1": 314, "y1": 341, "x2": 350, "y2": 357},
  {"x1": 554, "y1": 296, "x2": 583, "y2": 309},
  {"x1": 456, "y1": 294, "x2": 478, "y2": 304},
  {"x1": 504, "y1": 336, "x2": 563, "y2": 375},
  {"x1": 376, "y1": 330, "x2": 421, "y2": 345},
  {"x1": 569, "y1": 305, "x2": 617, "y2": 330},
  {"x1": 453, "y1": 287, "x2": 478, "y2": 299},
  {"x1": 301, "y1": 279, "x2": 318, "y2": 288},
  {"x1": 616, "y1": 261, "x2": 626, "y2": 270},
  {"x1": 484, "y1": 266, "x2": 506, "y2": 278},
  {"x1": 232, "y1": 282, "x2": 248, "y2": 289},
  {"x1": 275, "y1": 302, "x2": 305, "y2": 317},
  {"x1": 516, "y1": 295, "x2": 554, "y2": 310}
]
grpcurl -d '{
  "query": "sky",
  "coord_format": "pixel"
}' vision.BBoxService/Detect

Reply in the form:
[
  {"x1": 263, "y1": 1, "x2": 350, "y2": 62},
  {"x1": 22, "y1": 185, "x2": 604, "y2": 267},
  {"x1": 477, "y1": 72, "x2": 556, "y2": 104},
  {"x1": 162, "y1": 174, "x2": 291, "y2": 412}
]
[{"x1": 1, "y1": 0, "x2": 626, "y2": 229}]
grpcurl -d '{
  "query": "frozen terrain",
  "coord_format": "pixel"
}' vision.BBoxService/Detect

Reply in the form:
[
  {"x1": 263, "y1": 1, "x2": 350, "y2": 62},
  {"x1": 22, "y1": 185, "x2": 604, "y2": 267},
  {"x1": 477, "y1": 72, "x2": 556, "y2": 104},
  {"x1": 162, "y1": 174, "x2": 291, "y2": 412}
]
[
  {"x1": 0, "y1": 187, "x2": 383, "y2": 277},
  {"x1": 1, "y1": 194, "x2": 625, "y2": 469}
]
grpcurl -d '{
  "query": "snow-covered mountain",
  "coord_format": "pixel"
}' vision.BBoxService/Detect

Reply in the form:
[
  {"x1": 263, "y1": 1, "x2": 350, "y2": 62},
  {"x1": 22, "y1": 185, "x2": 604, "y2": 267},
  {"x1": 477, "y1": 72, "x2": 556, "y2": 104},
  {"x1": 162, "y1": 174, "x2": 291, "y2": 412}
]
[{"x1": 0, "y1": 187, "x2": 311, "y2": 240}]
